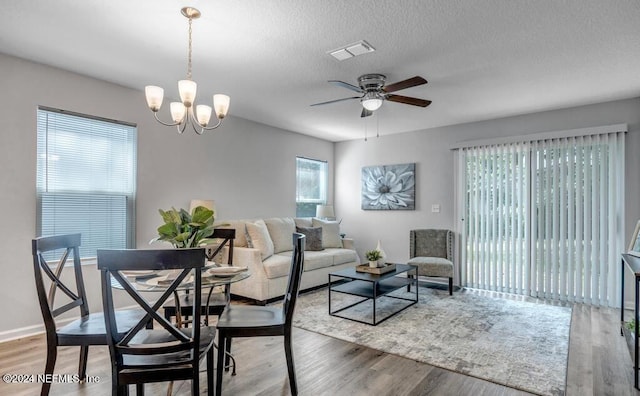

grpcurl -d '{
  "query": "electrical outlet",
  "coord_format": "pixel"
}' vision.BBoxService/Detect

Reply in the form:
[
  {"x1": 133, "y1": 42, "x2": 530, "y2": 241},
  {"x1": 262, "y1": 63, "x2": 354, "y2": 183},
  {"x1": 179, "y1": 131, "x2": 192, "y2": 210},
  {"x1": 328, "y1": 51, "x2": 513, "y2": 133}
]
[{"x1": 431, "y1": 204, "x2": 441, "y2": 213}]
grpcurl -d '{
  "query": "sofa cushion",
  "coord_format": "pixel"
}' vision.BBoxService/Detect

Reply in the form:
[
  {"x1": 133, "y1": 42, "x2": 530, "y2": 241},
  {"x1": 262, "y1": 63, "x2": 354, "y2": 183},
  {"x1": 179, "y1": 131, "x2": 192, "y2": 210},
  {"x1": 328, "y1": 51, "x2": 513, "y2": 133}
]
[
  {"x1": 264, "y1": 217, "x2": 296, "y2": 253},
  {"x1": 246, "y1": 220, "x2": 274, "y2": 260},
  {"x1": 295, "y1": 226, "x2": 323, "y2": 251},
  {"x1": 262, "y1": 254, "x2": 291, "y2": 279},
  {"x1": 277, "y1": 250, "x2": 334, "y2": 272},
  {"x1": 312, "y1": 218, "x2": 342, "y2": 248},
  {"x1": 407, "y1": 257, "x2": 454, "y2": 278},
  {"x1": 325, "y1": 248, "x2": 358, "y2": 265}
]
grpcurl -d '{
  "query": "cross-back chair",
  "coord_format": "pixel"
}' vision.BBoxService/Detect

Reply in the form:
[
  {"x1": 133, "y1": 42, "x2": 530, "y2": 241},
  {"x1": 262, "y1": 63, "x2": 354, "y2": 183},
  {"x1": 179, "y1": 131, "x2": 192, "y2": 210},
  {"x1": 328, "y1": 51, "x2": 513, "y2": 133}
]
[
  {"x1": 163, "y1": 228, "x2": 236, "y2": 327},
  {"x1": 98, "y1": 247, "x2": 215, "y2": 396},
  {"x1": 32, "y1": 233, "x2": 141, "y2": 396},
  {"x1": 215, "y1": 233, "x2": 305, "y2": 396}
]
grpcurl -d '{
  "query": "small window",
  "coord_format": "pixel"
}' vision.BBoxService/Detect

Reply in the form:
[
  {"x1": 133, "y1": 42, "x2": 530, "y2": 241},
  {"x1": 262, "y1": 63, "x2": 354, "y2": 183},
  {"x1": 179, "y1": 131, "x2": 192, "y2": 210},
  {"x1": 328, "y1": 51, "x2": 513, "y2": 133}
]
[
  {"x1": 296, "y1": 157, "x2": 328, "y2": 217},
  {"x1": 36, "y1": 107, "x2": 137, "y2": 260}
]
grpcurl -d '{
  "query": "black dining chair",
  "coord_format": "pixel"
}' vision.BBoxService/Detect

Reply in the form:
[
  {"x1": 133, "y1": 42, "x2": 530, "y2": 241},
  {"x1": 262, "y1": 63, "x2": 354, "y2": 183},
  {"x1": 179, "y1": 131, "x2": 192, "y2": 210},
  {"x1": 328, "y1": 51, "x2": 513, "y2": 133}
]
[
  {"x1": 215, "y1": 233, "x2": 305, "y2": 396},
  {"x1": 98, "y1": 247, "x2": 215, "y2": 396},
  {"x1": 163, "y1": 228, "x2": 236, "y2": 327},
  {"x1": 31, "y1": 233, "x2": 142, "y2": 396}
]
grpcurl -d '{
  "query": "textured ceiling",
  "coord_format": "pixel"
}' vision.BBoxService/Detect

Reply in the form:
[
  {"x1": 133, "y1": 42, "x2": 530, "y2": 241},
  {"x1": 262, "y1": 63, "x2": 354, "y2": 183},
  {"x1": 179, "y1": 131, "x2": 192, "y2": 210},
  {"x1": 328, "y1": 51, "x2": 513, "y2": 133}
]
[{"x1": 1, "y1": 0, "x2": 639, "y2": 141}]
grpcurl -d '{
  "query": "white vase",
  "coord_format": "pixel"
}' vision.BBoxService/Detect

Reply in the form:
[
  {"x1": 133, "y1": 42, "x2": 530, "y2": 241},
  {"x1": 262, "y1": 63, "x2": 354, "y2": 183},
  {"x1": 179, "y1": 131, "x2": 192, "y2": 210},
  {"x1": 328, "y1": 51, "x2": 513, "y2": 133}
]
[
  {"x1": 376, "y1": 240, "x2": 386, "y2": 265},
  {"x1": 369, "y1": 260, "x2": 378, "y2": 268}
]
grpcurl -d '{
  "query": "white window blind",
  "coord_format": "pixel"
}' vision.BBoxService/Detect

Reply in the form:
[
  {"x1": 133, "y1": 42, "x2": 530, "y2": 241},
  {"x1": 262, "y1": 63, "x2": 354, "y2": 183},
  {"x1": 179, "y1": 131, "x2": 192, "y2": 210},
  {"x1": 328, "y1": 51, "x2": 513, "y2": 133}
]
[
  {"x1": 296, "y1": 157, "x2": 328, "y2": 217},
  {"x1": 460, "y1": 129, "x2": 625, "y2": 307},
  {"x1": 36, "y1": 107, "x2": 137, "y2": 259}
]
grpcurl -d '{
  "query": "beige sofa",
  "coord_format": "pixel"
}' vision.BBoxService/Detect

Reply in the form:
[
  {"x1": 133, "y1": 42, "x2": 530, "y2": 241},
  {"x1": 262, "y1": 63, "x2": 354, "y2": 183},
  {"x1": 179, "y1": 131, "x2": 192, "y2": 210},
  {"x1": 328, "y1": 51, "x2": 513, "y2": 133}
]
[{"x1": 217, "y1": 217, "x2": 360, "y2": 304}]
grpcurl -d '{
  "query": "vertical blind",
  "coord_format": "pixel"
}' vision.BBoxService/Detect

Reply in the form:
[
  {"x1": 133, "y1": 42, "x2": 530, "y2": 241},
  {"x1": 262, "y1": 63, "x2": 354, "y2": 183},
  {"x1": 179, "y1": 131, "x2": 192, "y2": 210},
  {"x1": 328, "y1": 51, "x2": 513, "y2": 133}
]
[
  {"x1": 461, "y1": 130, "x2": 625, "y2": 307},
  {"x1": 36, "y1": 107, "x2": 137, "y2": 259}
]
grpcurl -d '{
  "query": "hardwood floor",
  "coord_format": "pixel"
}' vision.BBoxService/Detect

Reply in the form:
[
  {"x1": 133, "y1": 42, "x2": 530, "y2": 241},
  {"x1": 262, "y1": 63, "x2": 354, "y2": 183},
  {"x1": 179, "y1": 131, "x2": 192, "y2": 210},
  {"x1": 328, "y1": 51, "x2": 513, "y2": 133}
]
[{"x1": 0, "y1": 301, "x2": 637, "y2": 395}]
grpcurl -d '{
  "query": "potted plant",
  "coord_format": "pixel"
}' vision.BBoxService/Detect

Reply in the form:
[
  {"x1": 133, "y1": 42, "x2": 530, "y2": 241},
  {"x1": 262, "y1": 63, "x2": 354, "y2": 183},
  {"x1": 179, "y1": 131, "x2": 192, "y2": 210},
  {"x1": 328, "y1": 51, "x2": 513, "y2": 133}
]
[
  {"x1": 365, "y1": 249, "x2": 382, "y2": 268},
  {"x1": 150, "y1": 206, "x2": 217, "y2": 248}
]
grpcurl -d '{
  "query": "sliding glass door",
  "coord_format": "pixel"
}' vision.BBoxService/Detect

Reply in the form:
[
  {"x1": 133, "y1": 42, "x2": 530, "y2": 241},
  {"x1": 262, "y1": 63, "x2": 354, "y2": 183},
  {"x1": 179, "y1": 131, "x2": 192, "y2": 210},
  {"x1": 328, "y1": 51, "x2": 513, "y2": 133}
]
[{"x1": 460, "y1": 130, "x2": 625, "y2": 307}]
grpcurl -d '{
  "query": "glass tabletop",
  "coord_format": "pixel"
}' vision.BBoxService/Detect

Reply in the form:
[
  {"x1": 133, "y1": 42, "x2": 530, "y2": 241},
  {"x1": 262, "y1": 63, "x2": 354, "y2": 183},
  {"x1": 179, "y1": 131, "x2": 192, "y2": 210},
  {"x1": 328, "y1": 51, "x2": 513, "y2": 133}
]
[{"x1": 111, "y1": 269, "x2": 251, "y2": 292}]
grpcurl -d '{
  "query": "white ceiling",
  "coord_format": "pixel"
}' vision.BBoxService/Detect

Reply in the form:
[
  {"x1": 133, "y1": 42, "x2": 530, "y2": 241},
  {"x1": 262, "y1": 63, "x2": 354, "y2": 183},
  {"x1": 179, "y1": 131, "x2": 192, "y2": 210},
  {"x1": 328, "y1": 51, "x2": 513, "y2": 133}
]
[{"x1": 1, "y1": 0, "x2": 640, "y2": 142}]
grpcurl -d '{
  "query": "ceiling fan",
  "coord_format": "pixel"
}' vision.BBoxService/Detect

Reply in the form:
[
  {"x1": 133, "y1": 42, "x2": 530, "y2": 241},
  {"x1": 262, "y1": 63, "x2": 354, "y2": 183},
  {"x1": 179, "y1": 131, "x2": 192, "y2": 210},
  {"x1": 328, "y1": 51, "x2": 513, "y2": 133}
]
[{"x1": 311, "y1": 74, "x2": 431, "y2": 117}]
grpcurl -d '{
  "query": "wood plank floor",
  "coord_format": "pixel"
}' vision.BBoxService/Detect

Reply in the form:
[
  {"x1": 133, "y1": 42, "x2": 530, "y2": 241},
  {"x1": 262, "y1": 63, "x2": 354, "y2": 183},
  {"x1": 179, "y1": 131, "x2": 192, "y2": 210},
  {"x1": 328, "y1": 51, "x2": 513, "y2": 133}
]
[{"x1": 0, "y1": 299, "x2": 638, "y2": 395}]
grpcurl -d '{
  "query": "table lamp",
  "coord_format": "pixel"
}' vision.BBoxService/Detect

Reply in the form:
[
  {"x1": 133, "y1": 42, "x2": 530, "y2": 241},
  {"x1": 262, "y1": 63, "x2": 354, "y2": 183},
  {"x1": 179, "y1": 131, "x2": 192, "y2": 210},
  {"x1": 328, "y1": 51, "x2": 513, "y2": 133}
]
[{"x1": 316, "y1": 205, "x2": 335, "y2": 220}]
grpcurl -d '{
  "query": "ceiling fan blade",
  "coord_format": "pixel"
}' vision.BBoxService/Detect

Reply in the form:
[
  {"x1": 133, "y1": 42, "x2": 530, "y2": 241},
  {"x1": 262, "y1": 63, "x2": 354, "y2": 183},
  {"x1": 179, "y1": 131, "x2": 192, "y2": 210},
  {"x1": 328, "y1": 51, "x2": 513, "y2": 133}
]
[
  {"x1": 361, "y1": 108, "x2": 373, "y2": 118},
  {"x1": 310, "y1": 96, "x2": 361, "y2": 106},
  {"x1": 329, "y1": 80, "x2": 364, "y2": 93},
  {"x1": 386, "y1": 94, "x2": 432, "y2": 107},
  {"x1": 382, "y1": 76, "x2": 428, "y2": 93}
]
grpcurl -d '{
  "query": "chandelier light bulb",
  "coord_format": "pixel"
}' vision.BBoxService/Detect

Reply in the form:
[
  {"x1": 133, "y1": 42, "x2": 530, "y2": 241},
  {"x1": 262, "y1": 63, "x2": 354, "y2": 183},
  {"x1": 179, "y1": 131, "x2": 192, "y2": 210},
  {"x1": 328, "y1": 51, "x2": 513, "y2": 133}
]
[
  {"x1": 145, "y1": 86, "x2": 164, "y2": 112},
  {"x1": 196, "y1": 105, "x2": 212, "y2": 126},
  {"x1": 178, "y1": 80, "x2": 197, "y2": 108},
  {"x1": 170, "y1": 102, "x2": 186, "y2": 123},
  {"x1": 213, "y1": 94, "x2": 231, "y2": 119}
]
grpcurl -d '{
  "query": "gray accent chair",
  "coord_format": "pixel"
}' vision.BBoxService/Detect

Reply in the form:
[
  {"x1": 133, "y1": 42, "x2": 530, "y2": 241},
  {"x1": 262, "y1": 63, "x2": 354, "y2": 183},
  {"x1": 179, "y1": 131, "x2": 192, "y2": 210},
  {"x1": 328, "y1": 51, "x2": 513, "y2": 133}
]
[{"x1": 408, "y1": 229, "x2": 454, "y2": 295}]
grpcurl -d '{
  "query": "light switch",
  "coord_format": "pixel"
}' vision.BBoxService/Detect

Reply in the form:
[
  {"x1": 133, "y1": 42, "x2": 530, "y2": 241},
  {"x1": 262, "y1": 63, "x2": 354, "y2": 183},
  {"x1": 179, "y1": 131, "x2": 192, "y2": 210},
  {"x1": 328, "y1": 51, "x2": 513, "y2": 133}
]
[{"x1": 431, "y1": 204, "x2": 441, "y2": 213}]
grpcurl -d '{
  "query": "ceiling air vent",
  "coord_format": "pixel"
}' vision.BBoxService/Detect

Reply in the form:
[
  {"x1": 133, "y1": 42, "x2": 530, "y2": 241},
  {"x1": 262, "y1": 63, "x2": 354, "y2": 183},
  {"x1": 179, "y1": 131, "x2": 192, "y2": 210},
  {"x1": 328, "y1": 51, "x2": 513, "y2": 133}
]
[{"x1": 328, "y1": 40, "x2": 375, "y2": 61}]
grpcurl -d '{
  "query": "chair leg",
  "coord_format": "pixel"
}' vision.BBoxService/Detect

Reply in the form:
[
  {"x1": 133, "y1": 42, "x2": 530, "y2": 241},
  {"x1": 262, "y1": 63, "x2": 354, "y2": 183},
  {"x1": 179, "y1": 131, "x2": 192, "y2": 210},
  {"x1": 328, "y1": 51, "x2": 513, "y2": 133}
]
[
  {"x1": 224, "y1": 338, "x2": 232, "y2": 372},
  {"x1": 448, "y1": 278, "x2": 453, "y2": 295},
  {"x1": 216, "y1": 334, "x2": 226, "y2": 396},
  {"x1": 192, "y1": 360, "x2": 199, "y2": 395},
  {"x1": 207, "y1": 346, "x2": 214, "y2": 396},
  {"x1": 41, "y1": 344, "x2": 57, "y2": 396},
  {"x1": 136, "y1": 383, "x2": 144, "y2": 395},
  {"x1": 78, "y1": 345, "x2": 89, "y2": 380},
  {"x1": 284, "y1": 330, "x2": 298, "y2": 396}
]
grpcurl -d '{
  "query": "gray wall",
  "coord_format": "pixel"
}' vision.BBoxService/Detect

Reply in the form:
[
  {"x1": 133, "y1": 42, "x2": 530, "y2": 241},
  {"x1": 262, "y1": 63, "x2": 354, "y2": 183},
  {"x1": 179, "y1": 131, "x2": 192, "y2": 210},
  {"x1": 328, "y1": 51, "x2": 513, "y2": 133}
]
[
  {"x1": 2, "y1": 50, "x2": 639, "y2": 339},
  {"x1": 335, "y1": 98, "x2": 640, "y2": 284},
  {"x1": 0, "y1": 53, "x2": 333, "y2": 339}
]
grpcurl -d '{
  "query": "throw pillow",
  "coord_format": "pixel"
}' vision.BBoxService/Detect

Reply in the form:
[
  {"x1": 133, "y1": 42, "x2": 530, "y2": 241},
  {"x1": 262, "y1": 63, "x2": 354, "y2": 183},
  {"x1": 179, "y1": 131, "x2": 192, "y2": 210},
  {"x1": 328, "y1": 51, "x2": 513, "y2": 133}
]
[
  {"x1": 296, "y1": 226, "x2": 324, "y2": 251},
  {"x1": 264, "y1": 217, "x2": 296, "y2": 253},
  {"x1": 245, "y1": 219, "x2": 274, "y2": 260},
  {"x1": 312, "y1": 218, "x2": 342, "y2": 248}
]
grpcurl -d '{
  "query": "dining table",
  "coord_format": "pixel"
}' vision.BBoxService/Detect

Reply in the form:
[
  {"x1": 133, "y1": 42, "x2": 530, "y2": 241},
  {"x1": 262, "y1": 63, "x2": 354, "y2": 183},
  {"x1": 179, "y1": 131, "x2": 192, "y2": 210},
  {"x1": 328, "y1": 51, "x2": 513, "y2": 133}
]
[{"x1": 113, "y1": 264, "x2": 251, "y2": 326}]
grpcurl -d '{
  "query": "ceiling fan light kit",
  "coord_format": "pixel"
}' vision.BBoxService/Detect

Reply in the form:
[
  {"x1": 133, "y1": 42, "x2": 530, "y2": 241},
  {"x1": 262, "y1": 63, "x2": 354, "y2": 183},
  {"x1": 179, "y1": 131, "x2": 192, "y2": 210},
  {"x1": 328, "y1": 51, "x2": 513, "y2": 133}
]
[
  {"x1": 144, "y1": 6, "x2": 230, "y2": 135},
  {"x1": 311, "y1": 73, "x2": 431, "y2": 117}
]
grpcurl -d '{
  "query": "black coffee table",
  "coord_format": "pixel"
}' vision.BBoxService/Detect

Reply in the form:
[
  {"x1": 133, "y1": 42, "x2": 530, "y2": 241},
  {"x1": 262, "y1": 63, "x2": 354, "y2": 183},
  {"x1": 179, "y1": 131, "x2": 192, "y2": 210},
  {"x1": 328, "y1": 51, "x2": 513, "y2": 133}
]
[{"x1": 328, "y1": 263, "x2": 418, "y2": 325}]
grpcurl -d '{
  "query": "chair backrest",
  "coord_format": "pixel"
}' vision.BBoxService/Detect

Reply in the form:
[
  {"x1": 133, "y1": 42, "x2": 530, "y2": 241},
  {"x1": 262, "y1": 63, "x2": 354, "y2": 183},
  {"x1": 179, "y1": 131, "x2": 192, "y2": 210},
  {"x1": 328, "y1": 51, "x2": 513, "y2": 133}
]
[
  {"x1": 32, "y1": 233, "x2": 88, "y2": 335},
  {"x1": 97, "y1": 248, "x2": 206, "y2": 368},
  {"x1": 410, "y1": 229, "x2": 453, "y2": 260},
  {"x1": 283, "y1": 233, "x2": 305, "y2": 326},
  {"x1": 208, "y1": 228, "x2": 235, "y2": 264}
]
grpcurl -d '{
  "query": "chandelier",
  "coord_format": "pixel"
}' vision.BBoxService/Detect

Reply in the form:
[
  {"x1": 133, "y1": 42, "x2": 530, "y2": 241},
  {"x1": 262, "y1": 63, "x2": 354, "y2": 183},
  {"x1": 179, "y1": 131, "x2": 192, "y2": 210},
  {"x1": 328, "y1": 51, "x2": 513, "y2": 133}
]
[{"x1": 144, "y1": 7, "x2": 230, "y2": 135}]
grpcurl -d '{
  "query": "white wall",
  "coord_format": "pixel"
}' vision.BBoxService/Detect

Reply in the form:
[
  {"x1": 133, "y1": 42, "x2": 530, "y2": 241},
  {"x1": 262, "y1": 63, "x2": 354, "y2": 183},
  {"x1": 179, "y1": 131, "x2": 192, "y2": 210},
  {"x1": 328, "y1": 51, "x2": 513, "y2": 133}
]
[
  {"x1": 0, "y1": 53, "x2": 333, "y2": 340},
  {"x1": 335, "y1": 98, "x2": 640, "y2": 286}
]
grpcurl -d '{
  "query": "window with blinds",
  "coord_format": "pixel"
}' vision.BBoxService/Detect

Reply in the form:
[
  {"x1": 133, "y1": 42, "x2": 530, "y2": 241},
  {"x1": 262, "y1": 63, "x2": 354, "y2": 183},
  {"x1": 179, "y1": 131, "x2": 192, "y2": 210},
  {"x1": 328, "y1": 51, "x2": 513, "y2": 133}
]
[
  {"x1": 296, "y1": 157, "x2": 328, "y2": 217},
  {"x1": 36, "y1": 107, "x2": 137, "y2": 260},
  {"x1": 458, "y1": 128, "x2": 625, "y2": 307}
]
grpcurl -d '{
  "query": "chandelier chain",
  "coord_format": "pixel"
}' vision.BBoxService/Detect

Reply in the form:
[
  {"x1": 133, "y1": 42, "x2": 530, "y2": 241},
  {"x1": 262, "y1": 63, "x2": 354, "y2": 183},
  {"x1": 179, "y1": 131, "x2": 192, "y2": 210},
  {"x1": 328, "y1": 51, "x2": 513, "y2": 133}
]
[{"x1": 187, "y1": 16, "x2": 193, "y2": 80}]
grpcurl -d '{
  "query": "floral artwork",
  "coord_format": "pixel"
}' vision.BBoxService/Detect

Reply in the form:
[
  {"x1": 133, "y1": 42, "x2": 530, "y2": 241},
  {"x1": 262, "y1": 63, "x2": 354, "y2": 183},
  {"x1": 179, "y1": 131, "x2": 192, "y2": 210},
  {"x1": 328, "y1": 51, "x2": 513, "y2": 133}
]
[{"x1": 361, "y1": 163, "x2": 415, "y2": 210}]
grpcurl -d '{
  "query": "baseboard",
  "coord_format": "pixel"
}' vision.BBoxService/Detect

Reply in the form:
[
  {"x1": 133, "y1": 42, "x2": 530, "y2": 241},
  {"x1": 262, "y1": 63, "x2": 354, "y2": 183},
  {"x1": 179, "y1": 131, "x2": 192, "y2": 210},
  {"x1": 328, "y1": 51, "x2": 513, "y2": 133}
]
[
  {"x1": 0, "y1": 320, "x2": 69, "y2": 344},
  {"x1": 0, "y1": 303, "x2": 142, "y2": 344}
]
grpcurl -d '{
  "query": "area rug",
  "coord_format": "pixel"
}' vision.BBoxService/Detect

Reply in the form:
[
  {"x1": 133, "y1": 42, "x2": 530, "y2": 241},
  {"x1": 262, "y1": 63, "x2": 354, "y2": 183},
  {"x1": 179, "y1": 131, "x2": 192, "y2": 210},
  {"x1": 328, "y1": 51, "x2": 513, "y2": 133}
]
[{"x1": 292, "y1": 286, "x2": 571, "y2": 395}]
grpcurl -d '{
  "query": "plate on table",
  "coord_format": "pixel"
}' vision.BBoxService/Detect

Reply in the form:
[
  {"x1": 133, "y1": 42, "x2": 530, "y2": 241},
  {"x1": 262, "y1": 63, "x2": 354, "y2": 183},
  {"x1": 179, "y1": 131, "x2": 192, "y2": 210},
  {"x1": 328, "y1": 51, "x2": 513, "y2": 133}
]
[
  {"x1": 205, "y1": 266, "x2": 248, "y2": 278},
  {"x1": 143, "y1": 275, "x2": 180, "y2": 287},
  {"x1": 121, "y1": 270, "x2": 157, "y2": 279}
]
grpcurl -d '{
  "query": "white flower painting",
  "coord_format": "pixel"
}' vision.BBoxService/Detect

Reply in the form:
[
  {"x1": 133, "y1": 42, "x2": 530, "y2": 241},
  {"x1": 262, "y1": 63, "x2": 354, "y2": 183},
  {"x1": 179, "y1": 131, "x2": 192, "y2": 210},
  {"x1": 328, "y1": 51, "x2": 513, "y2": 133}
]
[{"x1": 361, "y1": 163, "x2": 415, "y2": 210}]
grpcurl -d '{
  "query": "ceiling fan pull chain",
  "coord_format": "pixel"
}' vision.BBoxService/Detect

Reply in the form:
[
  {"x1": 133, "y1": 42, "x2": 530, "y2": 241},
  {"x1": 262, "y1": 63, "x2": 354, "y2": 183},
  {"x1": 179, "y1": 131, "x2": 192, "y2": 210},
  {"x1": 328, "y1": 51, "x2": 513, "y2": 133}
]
[
  {"x1": 364, "y1": 118, "x2": 368, "y2": 142},
  {"x1": 376, "y1": 112, "x2": 379, "y2": 138}
]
